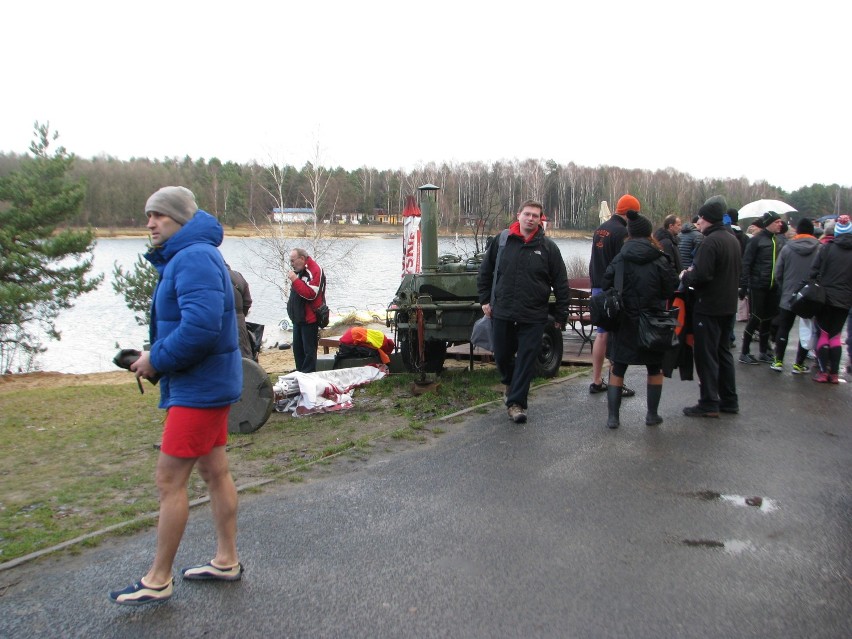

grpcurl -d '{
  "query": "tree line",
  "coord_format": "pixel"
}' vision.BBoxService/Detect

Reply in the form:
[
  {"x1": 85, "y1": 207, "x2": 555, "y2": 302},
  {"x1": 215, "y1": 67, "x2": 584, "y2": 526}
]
[{"x1": 1, "y1": 147, "x2": 849, "y2": 235}]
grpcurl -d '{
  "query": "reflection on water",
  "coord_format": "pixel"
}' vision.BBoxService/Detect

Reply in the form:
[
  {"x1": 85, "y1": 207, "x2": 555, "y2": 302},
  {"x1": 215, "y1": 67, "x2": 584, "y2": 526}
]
[{"x1": 39, "y1": 235, "x2": 593, "y2": 374}]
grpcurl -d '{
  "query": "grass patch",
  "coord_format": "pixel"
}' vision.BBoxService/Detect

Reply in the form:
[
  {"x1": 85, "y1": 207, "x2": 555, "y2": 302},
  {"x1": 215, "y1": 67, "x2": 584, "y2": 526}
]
[{"x1": 0, "y1": 364, "x2": 579, "y2": 562}]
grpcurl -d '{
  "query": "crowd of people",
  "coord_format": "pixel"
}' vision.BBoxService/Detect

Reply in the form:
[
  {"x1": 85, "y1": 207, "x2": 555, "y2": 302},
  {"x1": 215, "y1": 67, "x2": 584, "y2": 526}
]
[
  {"x1": 586, "y1": 194, "x2": 852, "y2": 429},
  {"x1": 110, "y1": 184, "x2": 848, "y2": 605}
]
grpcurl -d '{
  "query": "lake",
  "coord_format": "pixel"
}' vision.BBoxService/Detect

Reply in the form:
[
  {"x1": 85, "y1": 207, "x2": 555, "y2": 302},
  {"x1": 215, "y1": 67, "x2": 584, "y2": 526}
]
[{"x1": 37, "y1": 235, "x2": 593, "y2": 374}]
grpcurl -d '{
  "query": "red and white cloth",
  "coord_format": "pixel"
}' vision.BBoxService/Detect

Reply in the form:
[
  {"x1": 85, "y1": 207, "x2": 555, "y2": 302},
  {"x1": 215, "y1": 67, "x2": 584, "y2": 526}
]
[{"x1": 274, "y1": 366, "x2": 387, "y2": 416}]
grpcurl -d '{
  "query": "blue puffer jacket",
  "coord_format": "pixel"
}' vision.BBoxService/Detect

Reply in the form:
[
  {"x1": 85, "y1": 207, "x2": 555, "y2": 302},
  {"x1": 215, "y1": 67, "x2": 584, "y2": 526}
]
[{"x1": 144, "y1": 210, "x2": 242, "y2": 409}]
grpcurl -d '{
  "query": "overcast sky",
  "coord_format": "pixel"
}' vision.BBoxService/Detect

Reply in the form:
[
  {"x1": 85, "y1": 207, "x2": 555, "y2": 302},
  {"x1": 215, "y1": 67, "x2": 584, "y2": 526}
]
[{"x1": 3, "y1": 1, "x2": 848, "y2": 193}]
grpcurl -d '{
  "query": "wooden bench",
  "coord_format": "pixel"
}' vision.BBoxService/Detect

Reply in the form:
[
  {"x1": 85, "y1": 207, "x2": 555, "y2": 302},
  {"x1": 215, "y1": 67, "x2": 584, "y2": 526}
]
[
  {"x1": 318, "y1": 336, "x2": 341, "y2": 354},
  {"x1": 566, "y1": 277, "x2": 595, "y2": 354}
]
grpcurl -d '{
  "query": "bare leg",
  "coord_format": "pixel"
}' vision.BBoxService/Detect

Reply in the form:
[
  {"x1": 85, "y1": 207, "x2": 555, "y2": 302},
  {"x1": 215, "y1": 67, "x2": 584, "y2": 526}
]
[
  {"x1": 196, "y1": 445, "x2": 239, "y2": 568},
  {"x1": 144, "y1": 453, "x2": 197, "y2": 586},
  {"x1": 591, "y1": 332, "x2": 609, "y2": 385}
]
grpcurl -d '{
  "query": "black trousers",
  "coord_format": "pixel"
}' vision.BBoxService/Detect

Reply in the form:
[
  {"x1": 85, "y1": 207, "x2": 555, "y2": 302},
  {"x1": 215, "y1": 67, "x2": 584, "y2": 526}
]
[
  {"x1": 743, "y1": 287, "x2": 780, "y2": 354},
  {"x1": 293, "y1": 322, "x2": 319, "y2": 373},
  {"x1": 492, "y1": 318, "x2": 546, "y2": 409},
  {"x1": 774, "y1": 308, "x2": 809, "y2": 366},
  {"x1": 693, "y1": 312, "x2": 738, "y2": 411}
]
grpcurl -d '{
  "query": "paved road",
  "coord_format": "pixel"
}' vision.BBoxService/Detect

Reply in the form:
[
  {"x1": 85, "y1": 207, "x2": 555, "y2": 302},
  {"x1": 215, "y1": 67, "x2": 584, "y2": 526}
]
[{"x1": 2, "y1": 362, "x2": 851, "y2": 638}]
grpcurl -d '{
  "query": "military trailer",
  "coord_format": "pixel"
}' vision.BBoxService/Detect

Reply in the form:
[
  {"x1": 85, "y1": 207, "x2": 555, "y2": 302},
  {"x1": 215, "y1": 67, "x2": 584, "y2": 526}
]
[{"x1": 387, "y1": 184, "x2": 563, "y2": 376}]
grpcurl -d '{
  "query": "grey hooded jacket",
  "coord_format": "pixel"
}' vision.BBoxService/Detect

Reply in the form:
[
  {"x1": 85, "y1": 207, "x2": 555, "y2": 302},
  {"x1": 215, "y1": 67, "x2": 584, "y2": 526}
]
[{"x1": 775, "y1": 235, "x2": 820, "y2": 310}]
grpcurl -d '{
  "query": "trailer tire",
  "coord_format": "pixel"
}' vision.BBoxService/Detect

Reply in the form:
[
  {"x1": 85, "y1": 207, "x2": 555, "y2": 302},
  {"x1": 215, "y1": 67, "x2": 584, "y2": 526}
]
[
  {"x1": 228, "y1": 358, "x2": 274, "y2": 434},
  {"x1": 535, "y1": 323, "x2": 563, "y2": 378},
  {"x1": 400, "y1": 337, "x2": 447, "y2": 374}
]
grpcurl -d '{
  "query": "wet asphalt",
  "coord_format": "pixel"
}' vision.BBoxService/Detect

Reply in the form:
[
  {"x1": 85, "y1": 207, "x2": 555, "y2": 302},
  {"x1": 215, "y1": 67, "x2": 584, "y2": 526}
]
[{"x1": 1, "y1": 357, "x2": 851, "y2": 639}]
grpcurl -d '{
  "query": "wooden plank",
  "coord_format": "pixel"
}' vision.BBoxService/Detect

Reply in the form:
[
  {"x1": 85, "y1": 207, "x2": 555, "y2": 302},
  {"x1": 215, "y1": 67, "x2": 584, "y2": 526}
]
[{"x1": 446, "y1": 332, "x2": 593, "y2": 366}]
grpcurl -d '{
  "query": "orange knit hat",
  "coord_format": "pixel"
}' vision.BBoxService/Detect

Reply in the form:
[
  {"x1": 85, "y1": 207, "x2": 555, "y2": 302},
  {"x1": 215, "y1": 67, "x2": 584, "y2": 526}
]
[{"x1": 615, "y1": 194, "x2": 641, "y2": 215}]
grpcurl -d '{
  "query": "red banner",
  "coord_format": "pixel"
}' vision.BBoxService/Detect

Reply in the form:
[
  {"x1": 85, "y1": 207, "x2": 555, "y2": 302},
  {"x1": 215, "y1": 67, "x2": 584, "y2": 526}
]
[{"x1": 402, "y1": 195, "x2": 421, "y2": 276}]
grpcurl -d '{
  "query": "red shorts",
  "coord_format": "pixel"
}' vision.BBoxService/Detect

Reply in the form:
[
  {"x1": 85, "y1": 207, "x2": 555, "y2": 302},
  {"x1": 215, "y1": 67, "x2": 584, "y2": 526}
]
[{"x1": 161, "y1": 406, "x2": 230, "y2": 458}]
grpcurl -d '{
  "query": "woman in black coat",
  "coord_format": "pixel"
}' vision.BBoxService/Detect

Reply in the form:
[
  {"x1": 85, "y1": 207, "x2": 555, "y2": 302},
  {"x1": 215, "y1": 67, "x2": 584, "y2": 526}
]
[
  {"x1": 809, "y1": 214, "x2": 852, "y2": 383},
  {"x1": 602, "y1": 211, "x2": 679, "y2": 428}
]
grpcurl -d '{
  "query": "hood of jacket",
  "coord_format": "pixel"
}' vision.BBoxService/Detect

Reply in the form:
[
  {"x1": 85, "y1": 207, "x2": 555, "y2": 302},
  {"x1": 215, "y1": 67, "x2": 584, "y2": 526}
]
[
  {"x1": 680, "y1": 222, "x2": 699, "y2": 234},
  {"x1": 654, "y1": 227, "x2": 679, "y2": 244},
  {"x1": 786, "y1": 235, "x2": 820, "y2": 257},
  {"x1": 831, "y1": 233, "x2": 852, "y2": 251},
  {"x1": 621, "y1": 238, "x2": 667, "y2": 265},
  {"x1": 145, "y1": 210, "x2": 224, "y2": 269}
]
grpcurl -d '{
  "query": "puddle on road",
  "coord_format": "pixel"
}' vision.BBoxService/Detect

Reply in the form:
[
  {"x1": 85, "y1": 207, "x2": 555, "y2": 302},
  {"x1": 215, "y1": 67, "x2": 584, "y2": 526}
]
[
  {"x1": 720, "y1": 494, "x2": 778, "y2": 512},
  {"x1": 681, "y1": 538, "x2": 755, "y2": 554},
  {"x1": 687, "y1": 491, "x2": 778, "y2": 512}
]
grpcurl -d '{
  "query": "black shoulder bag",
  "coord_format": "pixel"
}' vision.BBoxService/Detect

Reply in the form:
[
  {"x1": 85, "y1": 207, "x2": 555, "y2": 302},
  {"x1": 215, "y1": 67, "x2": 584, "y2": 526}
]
[
  {"x1": 790, "y1": 245, "x2": 828, "y2": 319},
  {"x1": 638, "y1": 258, "x2": 681, "y2": 352}
]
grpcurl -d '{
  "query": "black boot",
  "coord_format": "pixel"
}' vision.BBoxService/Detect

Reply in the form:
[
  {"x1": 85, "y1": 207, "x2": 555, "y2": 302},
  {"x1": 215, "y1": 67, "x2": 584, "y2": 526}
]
[
  {"x1": 646, "y1": 384, "x2": 663, "y2": 426},
  {"x1": 607, "y1": 384, "x2": 622, "y2": 429}
]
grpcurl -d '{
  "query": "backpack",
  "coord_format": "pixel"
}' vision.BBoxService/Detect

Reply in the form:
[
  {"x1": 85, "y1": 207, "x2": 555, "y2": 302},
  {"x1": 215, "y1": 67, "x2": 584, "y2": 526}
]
[
  {"x1": 589, "y1": 259, "x2": 624, "y2": 331},
  {"x1": 314, "y1": 273, "x2": 330, "y2": 328}
]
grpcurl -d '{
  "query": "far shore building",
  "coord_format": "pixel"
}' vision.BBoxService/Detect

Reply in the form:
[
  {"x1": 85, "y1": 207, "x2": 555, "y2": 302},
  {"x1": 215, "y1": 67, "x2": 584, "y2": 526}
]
[
  {"x1": 270, "y1": 207, "x2": 399, "y2": 225},
  {"x1": 271, "y1": 207, "x2": 315, "y2": 223}
]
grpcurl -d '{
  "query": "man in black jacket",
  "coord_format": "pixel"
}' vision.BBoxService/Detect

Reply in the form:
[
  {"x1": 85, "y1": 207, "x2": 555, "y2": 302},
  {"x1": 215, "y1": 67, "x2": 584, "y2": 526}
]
[
  {"x1": 478, "y1": 200, "x2": 569, "y2": 424},
  {"x1": 680, "y1": 195, "x2": 742, "y2": 418},
  {"x1": 739, "y1": 211, "x2": 785, "y2": 364},
  {"x1": 654, "y1": 214, "x2": 683, "y2": 273}
]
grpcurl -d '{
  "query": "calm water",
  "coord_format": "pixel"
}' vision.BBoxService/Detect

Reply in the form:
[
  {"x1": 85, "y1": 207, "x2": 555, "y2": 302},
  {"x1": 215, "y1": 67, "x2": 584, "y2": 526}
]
[{"x1": 38, "y1": 235, "x2": 593, "y2": 373}]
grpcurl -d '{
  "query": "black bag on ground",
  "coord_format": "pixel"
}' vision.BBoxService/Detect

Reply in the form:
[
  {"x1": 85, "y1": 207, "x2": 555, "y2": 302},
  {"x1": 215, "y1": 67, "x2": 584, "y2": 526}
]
[
  {"x1": 638, "y1": 307, "x2": 680, "y2": 352},
  {"x1": 246, "y1": 321, "x2": 264, "y2": 361},
  {"x1": 590, "y1": 260, "x2": 625, "y2": 331},
  {"x1": 790, "y1": 280, "x2": 825, "y2": 319}
]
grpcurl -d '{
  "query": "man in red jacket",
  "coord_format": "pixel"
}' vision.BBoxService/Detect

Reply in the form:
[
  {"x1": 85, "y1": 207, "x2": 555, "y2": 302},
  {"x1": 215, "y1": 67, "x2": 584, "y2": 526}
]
[{"x1": 287, "y1": 248, "x2": 326, "y2": 372}]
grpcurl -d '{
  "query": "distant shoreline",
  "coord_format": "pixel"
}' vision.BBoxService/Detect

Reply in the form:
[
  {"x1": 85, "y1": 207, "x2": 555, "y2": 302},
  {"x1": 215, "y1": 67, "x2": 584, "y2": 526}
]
[{"x1": 91, "y1": 224, "x2": 592, "y2": 241}]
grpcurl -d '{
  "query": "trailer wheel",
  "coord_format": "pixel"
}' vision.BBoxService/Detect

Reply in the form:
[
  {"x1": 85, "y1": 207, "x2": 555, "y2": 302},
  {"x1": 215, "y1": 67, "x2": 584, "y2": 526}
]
[
  {"x1": 228, "y1": 358, "x2": 274, "y2": 434},
  {"x1": 400, "y1": 337, "x2": 447, "y2": 374},
  {"x1": 535, "y1": 323, "x2": 563, "y2": 378}
]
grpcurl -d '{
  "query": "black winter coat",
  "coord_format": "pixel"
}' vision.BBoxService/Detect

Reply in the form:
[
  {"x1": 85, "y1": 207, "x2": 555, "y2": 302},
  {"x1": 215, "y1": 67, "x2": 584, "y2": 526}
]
[
  {"x1": 681, "y1": 223, "x2": 742, "y2": 316},
  {"x1": 603, "y1": 239, "x2": 679, "y2": 365},
  {"x1": 477, "y1": 226, "x2": 570, "y2": 326},
  {"x1": 589, "y1": 215, "x2": 628, "y2": 288},
  {"x1": 741, "y1": 230, "x2": 785, "y2": 290},
  {"x1": 678, "y1": 224, "x2": 704, "y2": 269},
  {"x1": 810, "y1": 234, "x2": 852, "y2": 310},
  {"x1": 654, "y1": 227, "x2": 682, "y2": 273}
]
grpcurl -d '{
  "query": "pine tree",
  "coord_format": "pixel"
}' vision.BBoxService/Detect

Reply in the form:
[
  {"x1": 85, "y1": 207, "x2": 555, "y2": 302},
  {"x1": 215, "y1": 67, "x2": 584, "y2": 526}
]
[
  {"x1": 112, "y1": 255, "x2": 158, "y2": 327},
  {"x1": 0, "y1": 122, "x2": 103, "y2": 372}
]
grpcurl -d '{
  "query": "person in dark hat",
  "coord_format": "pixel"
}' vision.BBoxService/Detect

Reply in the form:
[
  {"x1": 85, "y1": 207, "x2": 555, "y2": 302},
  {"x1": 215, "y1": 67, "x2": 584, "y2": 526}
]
[
  {"x1": 726, "y1": 208, "x2": 748, "y2": 255},
  {"x1": 680, "y1": 195, "x2": 742, "y2": 417},
  {"x1": 810, "y1": 214, "x2": 852, "y2": 383},
  {"x1": 600, "y1": 210, "x2": 679, "y2": 428},
  {"x1": 770, "y1": 218, "x2": 820, "y2": 373},
  {"x1": 587, "y1": 194, "x2": 640, "y2": 398},
  {"x1": 738, "y1": 210, "x2": 786, "y2": 365}
]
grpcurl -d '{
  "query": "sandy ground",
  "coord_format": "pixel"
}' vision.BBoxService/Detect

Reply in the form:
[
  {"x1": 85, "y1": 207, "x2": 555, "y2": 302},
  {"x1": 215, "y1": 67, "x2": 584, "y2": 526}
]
[{"x1": 0, "y1": 345, "x2": 300, "y2": 394}]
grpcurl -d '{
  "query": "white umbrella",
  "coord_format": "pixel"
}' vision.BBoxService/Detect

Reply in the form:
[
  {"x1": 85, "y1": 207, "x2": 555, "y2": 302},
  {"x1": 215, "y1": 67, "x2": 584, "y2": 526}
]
[
  {"x1": 599, "y1": 201, "x2": 611, "y2": 224},
  {"x1": 738, "y1": 199, "x2": 797, "y2": 219}
]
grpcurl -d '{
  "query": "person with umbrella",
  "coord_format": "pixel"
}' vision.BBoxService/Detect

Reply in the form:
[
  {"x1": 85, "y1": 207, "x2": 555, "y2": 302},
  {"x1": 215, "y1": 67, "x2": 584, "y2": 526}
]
[{"x1": 738, "y1": 211, "x2": 786, "y2": 365}]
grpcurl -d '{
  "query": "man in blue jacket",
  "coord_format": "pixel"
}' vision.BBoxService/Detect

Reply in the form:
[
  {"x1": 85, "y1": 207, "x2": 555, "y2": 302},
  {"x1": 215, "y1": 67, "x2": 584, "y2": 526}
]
[{"x1": 110, "y1": 186, "x2": 243, "y2": 605}]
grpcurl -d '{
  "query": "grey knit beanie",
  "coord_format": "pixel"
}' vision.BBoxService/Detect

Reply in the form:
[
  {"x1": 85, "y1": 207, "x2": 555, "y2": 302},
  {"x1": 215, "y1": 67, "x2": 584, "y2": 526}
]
[{"x1": 145, "y1": 186, "x2": 198, "y2": 225}]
